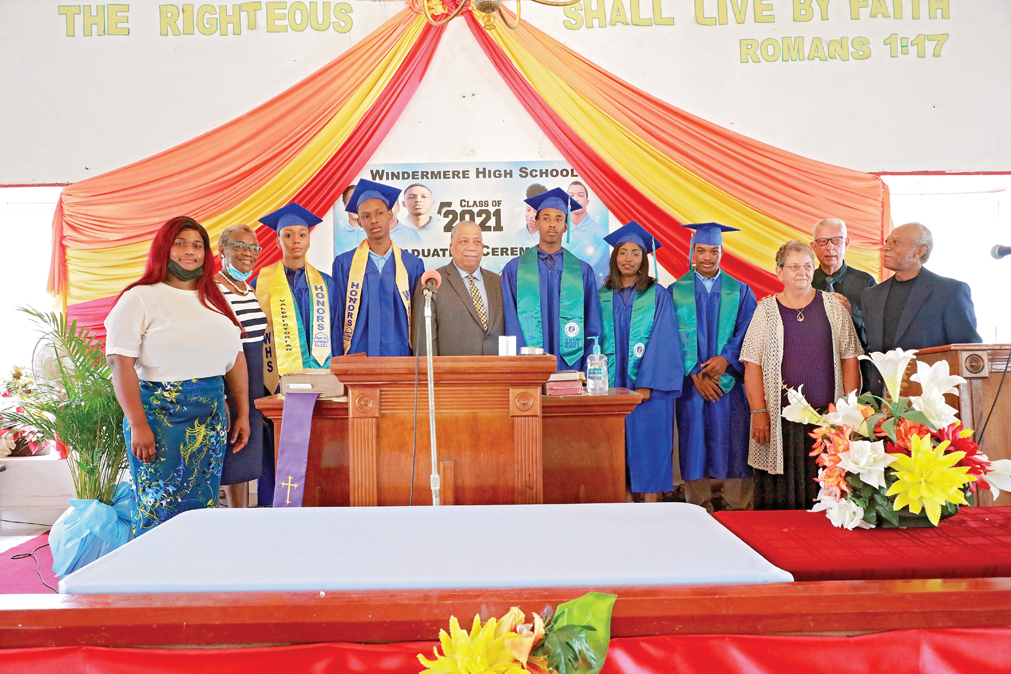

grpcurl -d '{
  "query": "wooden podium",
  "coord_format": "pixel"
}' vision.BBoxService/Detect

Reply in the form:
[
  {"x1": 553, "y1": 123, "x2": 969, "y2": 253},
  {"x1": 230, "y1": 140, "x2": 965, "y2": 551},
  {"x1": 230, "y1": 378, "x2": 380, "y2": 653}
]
[
  {"x1": 903, "y1": 344, "x2": 1011, "y2": 506},
  {"x1": 255, "y1": 355, "x2": 642, "y2": 507}
]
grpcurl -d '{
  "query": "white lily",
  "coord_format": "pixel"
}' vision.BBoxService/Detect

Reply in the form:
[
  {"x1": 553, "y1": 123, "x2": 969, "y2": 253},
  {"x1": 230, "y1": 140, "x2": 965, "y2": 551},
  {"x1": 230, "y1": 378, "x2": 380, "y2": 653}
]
[
  {"x1": 781, "y1": 385, "x2": 824, "y2": 425},
  {"x1": 0, "y1": 430, "x2": 13, "y2": 458},
  {"x1": 859, "y1": 348, "x2": 917, "y2": 402},
  {"x1": 837, "y1": 440, "x2": 898, "y2": 490},
  {"x1": 910, "y1": 387, "x2": 960, "y2": 430},
  {"x1": 810, "y1": 489, "x2": 872, "y2": 530},
  {"x1": 824, "y1": 392, "x2": 870, "y2": 436},
  {"x1": 909, "y1": 360, "x2": 965, "y2": 398},
  {"x1": 986, "y1": 459, "x2": 1011, "y2": 500}
]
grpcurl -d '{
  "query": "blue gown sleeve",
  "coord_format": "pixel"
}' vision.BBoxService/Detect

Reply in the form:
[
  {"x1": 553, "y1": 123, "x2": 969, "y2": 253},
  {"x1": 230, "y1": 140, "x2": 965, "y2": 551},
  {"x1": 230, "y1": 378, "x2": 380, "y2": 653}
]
[
  {"x1": 944, "y1": 281, "x2": 982, "y2": 344},
  {"x1": 500, "y1": 258, "x2": 526, "y2": 346},
  {"x1": 581, "y1": 260, "x2": 602, "y2": 361},
  {"x1": 634, "y1": 287, "x2": 683, "y2": 394},
  {"x1": 407, "y1": 254, "x2": 425, "y2": 291},
  {"x1": 720, "y1": 282, "x2": 757, "y2": 377},
  {"x1": 331, "y1": 255, "x2": 348, "y2": 356}
]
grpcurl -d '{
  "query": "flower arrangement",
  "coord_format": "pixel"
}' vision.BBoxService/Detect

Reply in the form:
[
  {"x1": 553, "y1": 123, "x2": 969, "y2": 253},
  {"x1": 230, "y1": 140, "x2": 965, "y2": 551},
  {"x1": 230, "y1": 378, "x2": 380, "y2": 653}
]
[
  {"x1": 419, "y1": 592, "x2": 616, "y2": 674},
  {"x1": 783, "y1": 348, "x2": 1011, "y2": 529}
]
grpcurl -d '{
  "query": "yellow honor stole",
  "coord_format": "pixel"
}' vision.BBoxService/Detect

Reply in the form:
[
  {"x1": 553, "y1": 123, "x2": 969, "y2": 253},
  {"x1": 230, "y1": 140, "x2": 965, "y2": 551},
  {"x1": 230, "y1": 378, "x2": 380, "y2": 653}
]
[
  {"x1": 255, "y1": 261, "x2": 331, "y2": 394},
  {"x1": 342, "y1": 240, "x2": 412, "y2": 355}
]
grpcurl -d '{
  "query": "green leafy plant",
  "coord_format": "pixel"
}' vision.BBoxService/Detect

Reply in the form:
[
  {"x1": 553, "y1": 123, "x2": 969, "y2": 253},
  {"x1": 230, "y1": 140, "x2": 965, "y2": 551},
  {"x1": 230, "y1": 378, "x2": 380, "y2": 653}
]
[{"x1": 2, "y1": 308, "x2": 127, "y2": 504}]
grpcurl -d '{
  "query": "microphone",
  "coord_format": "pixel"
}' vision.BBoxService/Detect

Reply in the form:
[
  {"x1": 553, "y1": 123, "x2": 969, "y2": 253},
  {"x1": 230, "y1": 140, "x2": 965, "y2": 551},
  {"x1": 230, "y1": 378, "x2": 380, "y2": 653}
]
[
  {"x1": 421, "y1": 269, "x2": 443, "y2": 291},
  {"x1": 992, "y1": 245, "x2": 1011, "y2": 260}
]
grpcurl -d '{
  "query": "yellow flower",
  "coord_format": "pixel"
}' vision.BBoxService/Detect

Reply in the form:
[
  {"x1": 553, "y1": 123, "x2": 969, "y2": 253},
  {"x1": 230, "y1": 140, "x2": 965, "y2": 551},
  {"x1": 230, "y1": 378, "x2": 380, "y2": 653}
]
[
  {"x1": 886, "y1": 434, "x2": 973, "y2": 525},
  {"x1": 419, "y1": 614, "x2": 528, "y2": 674}
]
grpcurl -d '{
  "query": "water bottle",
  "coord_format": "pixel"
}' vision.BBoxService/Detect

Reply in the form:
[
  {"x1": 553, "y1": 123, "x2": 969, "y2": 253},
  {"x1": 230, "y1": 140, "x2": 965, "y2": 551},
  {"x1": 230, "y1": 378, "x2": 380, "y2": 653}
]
[{"x1": 585, "y1": 336, "x2": 608, "y2": 395}]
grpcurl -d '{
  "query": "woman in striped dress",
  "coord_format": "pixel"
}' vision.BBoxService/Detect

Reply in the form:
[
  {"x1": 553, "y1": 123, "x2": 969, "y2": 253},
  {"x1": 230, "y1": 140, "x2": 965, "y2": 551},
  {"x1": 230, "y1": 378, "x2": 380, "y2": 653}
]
[{"x1": 215, "y1": 224, "x2": 268, "y2": 508}]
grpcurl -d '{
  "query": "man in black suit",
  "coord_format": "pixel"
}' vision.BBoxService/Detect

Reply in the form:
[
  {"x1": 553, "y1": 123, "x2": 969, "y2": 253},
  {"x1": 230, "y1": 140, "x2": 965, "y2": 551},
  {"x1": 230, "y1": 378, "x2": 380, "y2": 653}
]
[
  {"x1": 811, "y1": 218, "x2": 877, "y2": 390},
  {"x1": 411, "y1": 221, "x2": 505, "y2": 356},
  {"x1": 862, "y1": 222, "x2": 982, "y2": 394}
]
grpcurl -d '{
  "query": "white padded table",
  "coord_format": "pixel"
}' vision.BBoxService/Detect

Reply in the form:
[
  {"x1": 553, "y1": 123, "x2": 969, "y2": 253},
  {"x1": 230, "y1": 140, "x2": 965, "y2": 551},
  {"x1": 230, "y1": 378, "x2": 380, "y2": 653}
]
[{"x1": 59, "y1": 503, "x2": 792, "y2": 594}]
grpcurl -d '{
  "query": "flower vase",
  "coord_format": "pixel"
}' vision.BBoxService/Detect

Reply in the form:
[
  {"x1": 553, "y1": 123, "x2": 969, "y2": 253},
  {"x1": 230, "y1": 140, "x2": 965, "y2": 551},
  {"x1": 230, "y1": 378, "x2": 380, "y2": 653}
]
[{"x1": 880, "y1": 504, "x2": 959, "y2": 529}]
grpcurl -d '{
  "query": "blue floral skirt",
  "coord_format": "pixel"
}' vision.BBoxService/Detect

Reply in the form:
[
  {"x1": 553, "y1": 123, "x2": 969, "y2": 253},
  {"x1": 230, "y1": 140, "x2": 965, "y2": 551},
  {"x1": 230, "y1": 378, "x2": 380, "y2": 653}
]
[{"x1": 125, "y1": 377, "x2": 227, "y2": 537}]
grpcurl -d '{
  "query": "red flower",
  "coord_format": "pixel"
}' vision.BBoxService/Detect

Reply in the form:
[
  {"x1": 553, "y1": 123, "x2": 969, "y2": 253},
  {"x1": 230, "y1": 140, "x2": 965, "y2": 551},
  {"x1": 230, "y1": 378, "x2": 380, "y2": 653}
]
[
  {"x1": 934, "y1": 422, "x2": 991, "y2": 479},
  {"x1": 884, "y1": 417, "x2": 931, "y2": 455},
  {"x1": 43, "y1": 434, "x2": 70, "y2": 460}
]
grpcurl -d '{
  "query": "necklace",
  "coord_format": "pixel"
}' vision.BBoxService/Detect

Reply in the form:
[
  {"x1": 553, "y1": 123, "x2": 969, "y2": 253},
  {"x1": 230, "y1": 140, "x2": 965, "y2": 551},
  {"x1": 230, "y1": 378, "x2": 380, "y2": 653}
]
[
  {"x1": 220, "y1": 270, "x2": 250, "y2": 296},
  {"x1": 779, "y1": 290, "x2": 814, "y2": 323}
]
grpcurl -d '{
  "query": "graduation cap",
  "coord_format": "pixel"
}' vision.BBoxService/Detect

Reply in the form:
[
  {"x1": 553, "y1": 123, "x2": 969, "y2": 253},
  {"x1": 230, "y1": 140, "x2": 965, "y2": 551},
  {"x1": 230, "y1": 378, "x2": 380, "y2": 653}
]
[
  {"x1": 605, "y1": 220, "x2": 662, "y2": 279},
  {"x1": 525, "y1": 187, "x2": 582, "y2": 243},
  {"x1": 344, "y1": 179, "x2": 401, "y2": 214},
  {"x1": 682, "y1": 222, "x2": 740, "y2": 268},
  {"x1": 258, "y1": 202, "x2": 323, "y2": 233},
  {"x1": 604, "y1": 220, "x2": 662, "y2": 254},
  {"x1": 524, "y1": 187, "x2": 581, "y2": 216},
  {"x1": 682, "y1": 222, "x2": 740, "y2": 246}
]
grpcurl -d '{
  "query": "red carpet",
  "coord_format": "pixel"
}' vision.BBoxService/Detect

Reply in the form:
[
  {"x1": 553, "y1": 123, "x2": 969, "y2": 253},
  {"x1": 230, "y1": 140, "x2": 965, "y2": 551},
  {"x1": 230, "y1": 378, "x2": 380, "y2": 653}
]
[{"x1": 0, "y1": 532, "x2": 58, "y2": 594}]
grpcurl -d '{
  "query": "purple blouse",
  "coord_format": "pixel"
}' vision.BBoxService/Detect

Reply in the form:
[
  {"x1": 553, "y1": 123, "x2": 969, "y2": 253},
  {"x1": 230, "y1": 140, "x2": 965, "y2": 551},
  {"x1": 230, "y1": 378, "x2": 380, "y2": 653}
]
[{"x1": 778, "y1": 291, "x2": 834, "y2": 409}]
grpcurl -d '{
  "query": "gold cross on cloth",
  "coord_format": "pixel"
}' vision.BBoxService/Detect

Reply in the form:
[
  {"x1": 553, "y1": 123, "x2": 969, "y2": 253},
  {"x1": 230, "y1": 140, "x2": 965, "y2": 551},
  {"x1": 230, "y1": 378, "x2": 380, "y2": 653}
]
[{"x1": 281, "y1": 475, "x2": 299, "y2": 505}]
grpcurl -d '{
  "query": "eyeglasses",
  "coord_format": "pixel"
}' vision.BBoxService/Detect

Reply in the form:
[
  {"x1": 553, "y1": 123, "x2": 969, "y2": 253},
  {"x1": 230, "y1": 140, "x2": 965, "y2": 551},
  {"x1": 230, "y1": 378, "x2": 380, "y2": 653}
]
[
  {"x1": 813, "y1": 237, "x2": 846, "y2": 246},
  {"x1": 230, "y1": 242, "x2": 262, "y2": 253},
  {"x1": 781, "y1": 264, "x2": 814, "y2": 272}
]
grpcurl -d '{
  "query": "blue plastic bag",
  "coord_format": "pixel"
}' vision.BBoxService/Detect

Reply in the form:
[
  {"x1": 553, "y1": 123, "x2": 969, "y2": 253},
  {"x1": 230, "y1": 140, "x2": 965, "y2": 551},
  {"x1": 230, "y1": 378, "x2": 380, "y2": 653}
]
[{"x1": 50, "y1": 482, "x2": 133, "y2": 577}]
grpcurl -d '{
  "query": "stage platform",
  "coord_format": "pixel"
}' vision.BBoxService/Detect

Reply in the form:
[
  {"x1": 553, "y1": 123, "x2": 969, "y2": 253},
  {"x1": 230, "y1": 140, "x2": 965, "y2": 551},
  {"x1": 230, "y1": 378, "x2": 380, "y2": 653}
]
[{"x1": 58, "y1": 503, "x2": 792, "y2": 594}]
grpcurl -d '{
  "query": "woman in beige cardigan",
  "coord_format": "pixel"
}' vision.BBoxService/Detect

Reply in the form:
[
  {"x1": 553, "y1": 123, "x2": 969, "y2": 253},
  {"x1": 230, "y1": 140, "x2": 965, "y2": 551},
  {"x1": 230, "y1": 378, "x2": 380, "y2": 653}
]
[{"x1": 740, "y1": 241, "x2": 862, "y2": 510}]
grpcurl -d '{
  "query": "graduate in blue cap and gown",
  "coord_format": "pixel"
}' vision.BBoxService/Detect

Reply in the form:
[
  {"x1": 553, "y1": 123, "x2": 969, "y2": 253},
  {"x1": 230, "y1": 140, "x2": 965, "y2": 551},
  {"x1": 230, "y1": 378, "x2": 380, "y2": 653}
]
[
  {"x1": 599, "y1": 222, "x2": 684, "y2": 500},
  {"x1": 253, "y1": 202, "x2": 339, "y2": 504},
  {"x1": 254, "y1": 202, "x2": 339, "y2": 393},
  {"x1": 332, "y1": 179, "x2": 425, "y2": 357},
  {"x1": 670, "y1": 223, "x2": 757, "y2": 512},
  {"x1": 501, "y1": 187, "x2": 602, "y2": 372}
]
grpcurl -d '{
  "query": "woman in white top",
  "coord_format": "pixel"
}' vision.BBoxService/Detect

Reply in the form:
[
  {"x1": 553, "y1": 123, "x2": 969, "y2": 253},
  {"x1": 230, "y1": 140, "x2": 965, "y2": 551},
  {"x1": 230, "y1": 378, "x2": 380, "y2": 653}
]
[
  {"x1": 105, "y1": 217, "x2": 249, "y2": 536},
  {"x1": 214, "y1": 224, "x2": 268, "y2": 509}
]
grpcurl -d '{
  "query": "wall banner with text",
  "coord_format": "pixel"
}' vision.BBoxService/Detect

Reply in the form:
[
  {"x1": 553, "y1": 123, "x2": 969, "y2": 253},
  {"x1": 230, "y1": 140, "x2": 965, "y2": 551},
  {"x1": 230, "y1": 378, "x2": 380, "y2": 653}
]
[{"x1": 332, "y1": 160, "x2": 614, "y2": 284}]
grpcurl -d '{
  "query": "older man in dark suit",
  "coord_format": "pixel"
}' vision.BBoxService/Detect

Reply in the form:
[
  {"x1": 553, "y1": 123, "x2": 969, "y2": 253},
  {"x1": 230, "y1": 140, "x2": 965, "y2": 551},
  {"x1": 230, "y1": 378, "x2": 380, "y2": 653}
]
[
  {"x1": 412, "y1": 221, "x2": 505, "y2": 356},
  {"x1": 862, "y1": 222, "x2": 981, "y2": 394}
]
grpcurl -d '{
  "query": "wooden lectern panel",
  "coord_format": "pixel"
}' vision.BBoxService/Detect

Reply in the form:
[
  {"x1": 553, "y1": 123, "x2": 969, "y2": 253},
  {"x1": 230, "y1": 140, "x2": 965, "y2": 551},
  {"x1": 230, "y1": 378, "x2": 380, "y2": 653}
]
[
  {"x1": 905, "y1": 344, "x2": 1011, "y2": 506},
  {"x1": 255, "y1": 357, "x2": 641, "y2": 507},
  {"x1": 333, "y1": 355, "x2": 557, "y2": 506}
]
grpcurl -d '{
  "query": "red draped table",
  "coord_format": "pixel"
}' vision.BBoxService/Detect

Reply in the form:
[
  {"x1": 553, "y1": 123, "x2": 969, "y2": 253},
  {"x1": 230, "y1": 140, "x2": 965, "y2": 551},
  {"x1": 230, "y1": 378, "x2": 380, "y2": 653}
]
[{"x1": 713, "y1": 506, "x2": 1011, "y2": 581}]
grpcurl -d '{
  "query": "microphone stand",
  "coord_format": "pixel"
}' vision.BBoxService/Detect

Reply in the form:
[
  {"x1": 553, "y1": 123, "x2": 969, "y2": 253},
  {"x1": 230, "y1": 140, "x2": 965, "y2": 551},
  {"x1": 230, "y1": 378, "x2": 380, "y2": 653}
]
[{"x1": 423, "y1": 284, "x2": 441, "y2": 506}]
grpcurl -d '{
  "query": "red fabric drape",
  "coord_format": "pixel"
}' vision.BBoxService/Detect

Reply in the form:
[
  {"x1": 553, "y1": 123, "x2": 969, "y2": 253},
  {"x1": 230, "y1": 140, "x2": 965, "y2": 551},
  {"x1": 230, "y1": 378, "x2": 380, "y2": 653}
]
[
  {"x1": 5, "y1": 629, "x2": 1011, "y2": 673},
  {"x1": 463, "y1": 13, "x2": 780, "y2": 294}
]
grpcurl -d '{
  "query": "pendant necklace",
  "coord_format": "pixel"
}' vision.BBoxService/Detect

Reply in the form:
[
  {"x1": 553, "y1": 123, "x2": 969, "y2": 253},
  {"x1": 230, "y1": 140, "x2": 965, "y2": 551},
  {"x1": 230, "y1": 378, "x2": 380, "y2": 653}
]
[{"x1": 795, "y1": 307, "x2": 805, "y2": 323}]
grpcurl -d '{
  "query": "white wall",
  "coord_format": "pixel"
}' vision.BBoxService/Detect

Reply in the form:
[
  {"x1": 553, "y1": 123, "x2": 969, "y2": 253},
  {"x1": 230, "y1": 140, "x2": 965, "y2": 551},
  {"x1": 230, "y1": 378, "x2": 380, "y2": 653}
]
[
  {"x1": 0, "y1": 188, "x2": 63, "y2": 380},
  {"x1": 883, "y1": 174, "x2": 1011, "y2": 343},
  {"x1": 1, "y1": 0, "x2": 1009, "y2": 184}
]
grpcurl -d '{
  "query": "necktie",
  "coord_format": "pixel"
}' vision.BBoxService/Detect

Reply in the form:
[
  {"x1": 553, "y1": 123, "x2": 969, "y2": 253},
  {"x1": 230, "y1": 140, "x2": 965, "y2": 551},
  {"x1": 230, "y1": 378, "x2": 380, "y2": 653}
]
[
  {"x1": 825, "y1": 276, "x2": 835, "y2": 292},
  {"x1": 468, "y1": 274, "x2": 488, "y2": 330}
]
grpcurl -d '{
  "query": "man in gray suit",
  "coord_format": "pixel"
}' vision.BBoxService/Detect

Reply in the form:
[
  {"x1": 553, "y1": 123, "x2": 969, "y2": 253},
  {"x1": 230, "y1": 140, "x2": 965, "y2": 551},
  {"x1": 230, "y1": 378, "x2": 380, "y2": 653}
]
[{"x1": 412, "y1": 221, "x2": 505, "y2": 355}]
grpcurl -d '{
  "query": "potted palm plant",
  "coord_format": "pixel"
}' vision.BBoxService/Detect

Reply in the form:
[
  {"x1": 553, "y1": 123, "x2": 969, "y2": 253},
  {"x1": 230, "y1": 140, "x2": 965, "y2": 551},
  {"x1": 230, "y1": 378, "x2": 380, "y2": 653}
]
[{"x1": 2, "y1": 308, "x2": 132, "y2": 576}]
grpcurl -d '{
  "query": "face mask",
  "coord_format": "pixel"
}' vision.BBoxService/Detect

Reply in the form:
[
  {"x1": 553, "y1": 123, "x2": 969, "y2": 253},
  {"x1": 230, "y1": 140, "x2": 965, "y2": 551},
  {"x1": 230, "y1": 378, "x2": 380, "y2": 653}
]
[
  {"x1": 225, "y1": 263, "x2": 252, "y2": 282},
  {"x1": 167, "y1": 259, "x2": 204, "y2": 282}
]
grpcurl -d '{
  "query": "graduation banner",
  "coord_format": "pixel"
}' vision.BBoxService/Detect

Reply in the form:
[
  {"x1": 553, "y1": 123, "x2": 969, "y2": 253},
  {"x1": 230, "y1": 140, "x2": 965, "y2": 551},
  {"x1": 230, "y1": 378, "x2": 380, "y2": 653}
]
[
  {"x1": 48, "y1": 0, "x2": 889, "y2": 335},
  {"x1": 334, "y1": 160, "x2": 612, "y2": 282}
]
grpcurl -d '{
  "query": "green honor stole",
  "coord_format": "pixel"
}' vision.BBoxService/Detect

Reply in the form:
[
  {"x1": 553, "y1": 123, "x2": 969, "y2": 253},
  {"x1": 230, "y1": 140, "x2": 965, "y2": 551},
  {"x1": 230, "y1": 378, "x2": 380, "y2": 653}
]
[
  {"x1": 517, "y1": 247, "x2": 585, "y2": 367},
  {"x1": 599, "y1": 283, "x2": 657, "y2": 387},
  {"x1": 670, "y1": 271, "x2": 740, "y2": 393}
]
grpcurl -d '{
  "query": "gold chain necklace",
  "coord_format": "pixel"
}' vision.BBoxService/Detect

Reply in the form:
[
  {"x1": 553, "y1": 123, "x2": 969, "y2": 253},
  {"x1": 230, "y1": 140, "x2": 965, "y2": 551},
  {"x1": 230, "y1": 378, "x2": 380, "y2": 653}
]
[{"x1": 779, "y1": 290, "x2": 814, "y2": 323}]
